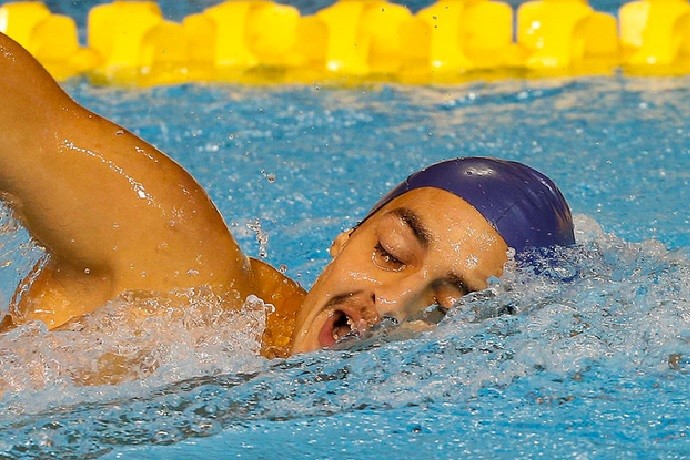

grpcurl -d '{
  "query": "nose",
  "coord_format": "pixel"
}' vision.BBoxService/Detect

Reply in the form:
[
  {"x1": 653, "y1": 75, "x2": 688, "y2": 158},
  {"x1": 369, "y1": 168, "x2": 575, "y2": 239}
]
[{"x1": 373, "y1": 274, "x2": 433, "y2": 323}]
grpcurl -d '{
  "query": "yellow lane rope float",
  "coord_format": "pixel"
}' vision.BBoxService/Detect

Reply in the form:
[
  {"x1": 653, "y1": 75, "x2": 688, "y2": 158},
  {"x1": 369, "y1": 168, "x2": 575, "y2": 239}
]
[{"x1": 1, "y1": 0, "x2": 689, "y2": 85}]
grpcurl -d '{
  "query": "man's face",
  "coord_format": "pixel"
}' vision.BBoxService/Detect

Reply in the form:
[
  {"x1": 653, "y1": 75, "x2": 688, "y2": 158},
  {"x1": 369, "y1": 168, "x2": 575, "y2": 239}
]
[{"x1": 291, "y1": 187, "x2": 509, "y2": 354}]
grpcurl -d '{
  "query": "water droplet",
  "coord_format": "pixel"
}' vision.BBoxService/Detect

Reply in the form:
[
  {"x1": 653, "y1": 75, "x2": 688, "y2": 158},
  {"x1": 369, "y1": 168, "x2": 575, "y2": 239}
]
[
  {"x1": 247, "y1": 218, "x2": 269, "y2": 258},
  {"x1": 260, "y1": 170, "x2": 276, "y2": 183}
]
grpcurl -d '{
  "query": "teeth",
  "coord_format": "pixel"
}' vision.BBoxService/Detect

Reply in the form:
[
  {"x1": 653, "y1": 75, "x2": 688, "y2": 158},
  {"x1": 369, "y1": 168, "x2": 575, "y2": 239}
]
[{"x1": 332, "y1": 312, "x2": 358, "y2": 343}]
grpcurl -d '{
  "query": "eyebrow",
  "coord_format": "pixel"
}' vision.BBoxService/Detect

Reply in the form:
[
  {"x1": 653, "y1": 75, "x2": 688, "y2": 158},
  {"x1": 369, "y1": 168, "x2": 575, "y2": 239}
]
[{"x1": 391, "y1": 207, "x2": 431, "y2": 248}]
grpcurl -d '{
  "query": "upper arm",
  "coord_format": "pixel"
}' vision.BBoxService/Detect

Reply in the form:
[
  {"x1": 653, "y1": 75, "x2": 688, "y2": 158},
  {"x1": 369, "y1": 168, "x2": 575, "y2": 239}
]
[{"x1": 0, "y1": 32, "x2": 251, "y2": 296}]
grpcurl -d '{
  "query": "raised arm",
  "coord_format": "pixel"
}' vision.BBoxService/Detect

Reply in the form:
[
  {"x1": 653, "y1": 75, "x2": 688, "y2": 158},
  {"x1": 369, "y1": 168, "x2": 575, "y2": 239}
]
[{"x1": 0, "y1": 32, "x2": 253, "y2": 327}]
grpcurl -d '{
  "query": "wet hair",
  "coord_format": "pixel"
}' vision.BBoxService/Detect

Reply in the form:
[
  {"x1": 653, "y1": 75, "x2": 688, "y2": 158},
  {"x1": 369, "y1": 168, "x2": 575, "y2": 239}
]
[{"x1": 367, "y1": 157, "x2": 575, "y2": 254}]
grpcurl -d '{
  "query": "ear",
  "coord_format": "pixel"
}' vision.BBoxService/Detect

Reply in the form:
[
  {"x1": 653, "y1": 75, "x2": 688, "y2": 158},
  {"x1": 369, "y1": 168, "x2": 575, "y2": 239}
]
[{"x1": 329, "y1": 230, "x2": 351, "y2": 258}]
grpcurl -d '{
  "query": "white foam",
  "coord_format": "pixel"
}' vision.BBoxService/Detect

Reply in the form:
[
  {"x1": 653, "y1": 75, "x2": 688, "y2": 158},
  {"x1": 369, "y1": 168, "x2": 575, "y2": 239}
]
[
  {"x1": 0, "y1": 289, "x2": 268, "y2": 415},
  {"x1": 1, "y1": 212, "x2": 688, "y2": 424}
]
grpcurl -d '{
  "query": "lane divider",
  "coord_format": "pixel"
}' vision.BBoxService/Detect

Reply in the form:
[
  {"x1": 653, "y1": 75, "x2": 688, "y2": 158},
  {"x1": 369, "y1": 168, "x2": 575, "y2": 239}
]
[{"x1": 1, "y1": 0, "x2": 689, "y2": 85}]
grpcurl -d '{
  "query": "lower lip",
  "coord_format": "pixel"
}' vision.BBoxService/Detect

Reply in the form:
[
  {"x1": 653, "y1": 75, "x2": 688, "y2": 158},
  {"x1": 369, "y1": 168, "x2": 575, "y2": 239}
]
[{"x1": 318, "y1": 313, "x2": 338, "y2": 348}]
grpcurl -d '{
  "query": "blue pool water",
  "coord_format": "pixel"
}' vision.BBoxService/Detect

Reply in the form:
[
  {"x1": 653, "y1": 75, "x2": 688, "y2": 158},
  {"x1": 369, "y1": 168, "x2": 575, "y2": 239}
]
[{"x1": 1, "y1": 2, "x2": 690, "y2": 459}]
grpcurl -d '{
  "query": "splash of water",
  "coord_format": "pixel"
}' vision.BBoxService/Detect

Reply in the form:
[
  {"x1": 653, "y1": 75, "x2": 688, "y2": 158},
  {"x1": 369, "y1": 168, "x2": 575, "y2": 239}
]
[
  {"x1": 0, "y1": 214, "x2": 688, "y2": 457},
  {"x1": 0, "y1": 289, "x2": 268, "y2": 415}
]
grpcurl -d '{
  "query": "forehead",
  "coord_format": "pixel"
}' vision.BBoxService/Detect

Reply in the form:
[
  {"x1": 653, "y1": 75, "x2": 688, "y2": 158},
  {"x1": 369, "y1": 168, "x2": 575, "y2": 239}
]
[{"x1": 376, "y1": 187, "x2": 500, "y2": 238}]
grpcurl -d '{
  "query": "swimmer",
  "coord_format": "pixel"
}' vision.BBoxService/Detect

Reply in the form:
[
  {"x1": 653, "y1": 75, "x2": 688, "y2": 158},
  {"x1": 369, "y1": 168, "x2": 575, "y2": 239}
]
[
  {"x1": 290, "y1": 156, "x2": 575, "y2": 352},
  {"x1": 0, "y1": 32, "x2": 575, "y2": 362}
]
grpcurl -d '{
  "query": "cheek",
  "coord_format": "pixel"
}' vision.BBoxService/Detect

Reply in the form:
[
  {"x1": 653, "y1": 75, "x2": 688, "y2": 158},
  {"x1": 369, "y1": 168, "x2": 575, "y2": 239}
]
[
  {"x1": 473, "y1": 245, "x2": 508, "y2": 280},
  {"x1": 314, "y1": 259, "x2": 345, "y2": 289},
  {"x1": 334, "y1": 261, "x2": 382, "y2": 286},
  {"x1": 460, "y1": 225, "x2": 504, "y2": 257},
  {"x1": 444, "y1": 226, "x2": 480, "y2": 262},
  {"x1": 315, "y1": 251, "x2": 374, "y2": 290},
  {"x1": 445, "y1": 233, "x2": 507, "y2": 278},
  {"x1": 464, "y1": 253, "x2": 479, "y2": 270}
]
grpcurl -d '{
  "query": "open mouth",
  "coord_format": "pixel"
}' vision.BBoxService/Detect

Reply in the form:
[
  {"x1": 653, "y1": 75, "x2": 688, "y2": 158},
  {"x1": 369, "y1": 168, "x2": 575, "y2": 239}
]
[{"x1": 318, "y1": 309, "x2": 362, "y2": 348}]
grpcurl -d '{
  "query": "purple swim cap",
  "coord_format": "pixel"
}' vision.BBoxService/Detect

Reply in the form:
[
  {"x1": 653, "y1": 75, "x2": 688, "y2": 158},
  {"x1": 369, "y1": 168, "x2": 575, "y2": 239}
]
[{"x1": 368, "y1": 157, "x2": 575, "y2": 254}]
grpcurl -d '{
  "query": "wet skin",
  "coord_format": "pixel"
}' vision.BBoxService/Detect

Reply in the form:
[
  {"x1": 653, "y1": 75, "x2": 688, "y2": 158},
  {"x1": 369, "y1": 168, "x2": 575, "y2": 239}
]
[
  {"x1": 0, "y1": 31, "x2": 304, "y2": 359},
  {"x1": 0, "y1": 31, "x2": 508, "y2": 362},
  {"x1": 291, "y1": 187, "x2": 509, "y2": 354}
]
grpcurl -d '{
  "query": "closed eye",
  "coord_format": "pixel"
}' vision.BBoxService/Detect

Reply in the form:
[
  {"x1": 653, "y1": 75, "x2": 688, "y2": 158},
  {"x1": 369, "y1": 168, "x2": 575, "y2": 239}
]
[{"x1": 373, "y1": 242, "x2": 405, "y2": 272}]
